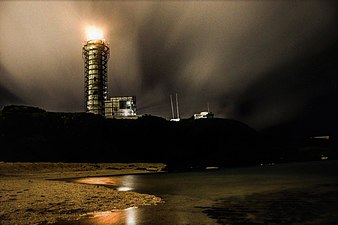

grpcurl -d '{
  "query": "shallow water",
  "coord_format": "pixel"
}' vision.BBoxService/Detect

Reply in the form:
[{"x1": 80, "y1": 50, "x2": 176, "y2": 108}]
[{"x1": 55, "y1": 160, "x2": 338, "y2": 225}]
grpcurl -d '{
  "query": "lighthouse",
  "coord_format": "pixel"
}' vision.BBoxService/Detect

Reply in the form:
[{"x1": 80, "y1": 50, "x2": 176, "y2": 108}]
[{"x1": 82, "y1": 27, "x2": 109, "y2": 116}]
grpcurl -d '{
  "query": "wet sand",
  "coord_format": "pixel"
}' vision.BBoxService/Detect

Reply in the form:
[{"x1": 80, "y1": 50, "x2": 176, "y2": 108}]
[
  {"x1": 0, "y1": 162, "x2": 166, "y2": 225},
  {"x1": 201, "y1": 183, "x2": 338, "y2": 225},
  {"x1": 197, "y1": 162, "x2": 338, "y2": 225}
]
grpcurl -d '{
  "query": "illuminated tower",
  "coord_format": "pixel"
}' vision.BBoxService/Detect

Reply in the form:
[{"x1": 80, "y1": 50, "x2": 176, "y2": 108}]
[{"x1": 82, "y1": 27, "x2": 109, "y2": 115}]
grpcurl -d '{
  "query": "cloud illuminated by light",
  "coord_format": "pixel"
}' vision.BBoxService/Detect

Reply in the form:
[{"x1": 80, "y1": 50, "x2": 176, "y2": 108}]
[{"x1": 86, "y1": 26, "x2": 104, "y2": 41}]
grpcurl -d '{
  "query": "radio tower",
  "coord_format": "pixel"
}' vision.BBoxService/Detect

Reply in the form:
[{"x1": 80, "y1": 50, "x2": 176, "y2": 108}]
[{"x1": 82, "y1": 27, "x2": 109, "y2": 115}]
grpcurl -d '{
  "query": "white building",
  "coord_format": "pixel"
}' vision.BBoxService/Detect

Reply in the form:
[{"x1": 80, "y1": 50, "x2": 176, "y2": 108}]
[
  {"x1": 105, "y1": 96, "x2": 137, "y2": 119},
  {"x1": 193, "y1": 111, "x2": 214, "y2": 119}
]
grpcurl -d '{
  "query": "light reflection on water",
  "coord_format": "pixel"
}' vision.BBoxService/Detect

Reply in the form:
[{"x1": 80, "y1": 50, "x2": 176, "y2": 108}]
[
  {"x1": 83, "y1": 207, "x2": 137, "y2": 225},
  {"x1": 74, "y1": 175, "x2": 135, "y2": 191}
]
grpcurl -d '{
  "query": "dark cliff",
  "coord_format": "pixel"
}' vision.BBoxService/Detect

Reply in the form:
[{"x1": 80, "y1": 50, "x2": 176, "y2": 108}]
[{"x1": 0, "y1": 105, "x2": 336, "y2": 170}]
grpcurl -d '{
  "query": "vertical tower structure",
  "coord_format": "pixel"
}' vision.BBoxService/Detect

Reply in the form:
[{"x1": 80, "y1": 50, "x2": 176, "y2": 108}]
[{"x1": 83, "y1": 32, "x2": 109, "y2": 115}]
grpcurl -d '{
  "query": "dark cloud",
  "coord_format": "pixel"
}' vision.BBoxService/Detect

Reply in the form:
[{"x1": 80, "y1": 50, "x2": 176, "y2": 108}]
[
  {"x1": 0, "y1": 83, "x2": 23, "y2": 108},
  {"x1": 0, "y1": 65, "x2": 24, "y2": 108},
  {"x1": 232, "y1": 41, "x2": 338, "y2": 129},
  {"x1": 0, "y1": 1, "x2": 337, "y2": 130}
]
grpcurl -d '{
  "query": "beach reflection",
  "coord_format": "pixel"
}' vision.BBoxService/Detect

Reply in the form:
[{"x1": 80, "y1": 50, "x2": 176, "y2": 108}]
[
  {"x1": 74, "y1": 175, "x2": 135, "y2": 191},
  {"x1": 69, "y1": 176, "x2": 138, "y2": 224},
  {"x1": 60, "y1": 161, "x2": 338, "y2": 225},
  {"x1": 85, "y1": 207, "x2": 138, "y2": 225}
]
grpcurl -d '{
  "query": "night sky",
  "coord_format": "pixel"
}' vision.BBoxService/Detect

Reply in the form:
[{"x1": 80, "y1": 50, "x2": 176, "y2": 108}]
[{"x1": 0, "y1": 1, "x2": 337, "y2": 131}]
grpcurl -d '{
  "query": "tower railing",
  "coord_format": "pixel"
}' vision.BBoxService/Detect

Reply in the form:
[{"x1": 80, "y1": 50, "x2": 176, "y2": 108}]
[{"x1": 83, "y1": 40, "x2": 110, "y2": 116}]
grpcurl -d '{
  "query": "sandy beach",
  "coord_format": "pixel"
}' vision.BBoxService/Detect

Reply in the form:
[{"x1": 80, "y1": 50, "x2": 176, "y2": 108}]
[{"x1": 0, "y1": 162, "x2": 166, "y2": 225}]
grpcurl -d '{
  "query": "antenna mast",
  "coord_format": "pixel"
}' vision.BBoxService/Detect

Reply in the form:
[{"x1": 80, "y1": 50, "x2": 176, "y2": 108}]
[
  {"x1": 170, "y1": 94, "x2": 175, "y2": 119},
  {"x1": 175, "y1": 93, "x2": 180, "y2": 119}
]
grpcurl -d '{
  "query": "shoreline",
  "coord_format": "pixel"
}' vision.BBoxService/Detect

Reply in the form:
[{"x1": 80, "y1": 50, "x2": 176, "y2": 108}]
[{"x1": 0, "y1": 162, "x2": 166, "y2": 225}]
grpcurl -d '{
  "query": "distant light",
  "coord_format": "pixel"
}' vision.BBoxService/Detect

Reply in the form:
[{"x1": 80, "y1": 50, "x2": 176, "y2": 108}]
[
  {"x1": 170, "y1": 118, "x2": 180, "y2": 122},
  {"x1": 205, "y1": 166, "x2": 219, "y2": 170},
  {"x1": 312, "y1": 136, "x2": 330, "y2": 140},
  {"x1": 321, "y1": 155, "x2": 328, "y2": 160},
  {"x1": 86, "y1": 26, "x2": 104, "y2": 41},
  {"x1": 117, "y1": 186, "x2": 132, "y2": 191}
]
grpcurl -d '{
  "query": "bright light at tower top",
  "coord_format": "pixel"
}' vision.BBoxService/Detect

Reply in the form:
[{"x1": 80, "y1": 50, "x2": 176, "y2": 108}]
[{"x1": 86, "y1": 26, "x2": 104, "y2": 41}]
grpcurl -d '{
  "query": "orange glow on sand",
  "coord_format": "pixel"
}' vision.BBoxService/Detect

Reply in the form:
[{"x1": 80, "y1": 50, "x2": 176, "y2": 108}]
[
  {"x1": 75, "y1": 177, "x2": 121, "y2": 186},
  {"x1": 86, "y1": 26, "x2": 104, "y2": 41},
  {"x1": 74, "y1": 176, "x2": 134, "y2": 191}
]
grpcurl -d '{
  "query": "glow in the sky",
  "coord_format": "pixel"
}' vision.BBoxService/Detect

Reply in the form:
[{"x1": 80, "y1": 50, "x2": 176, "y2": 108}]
[{"x1": 86, "y1": 26, "x2": 104, "y2": 41}]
